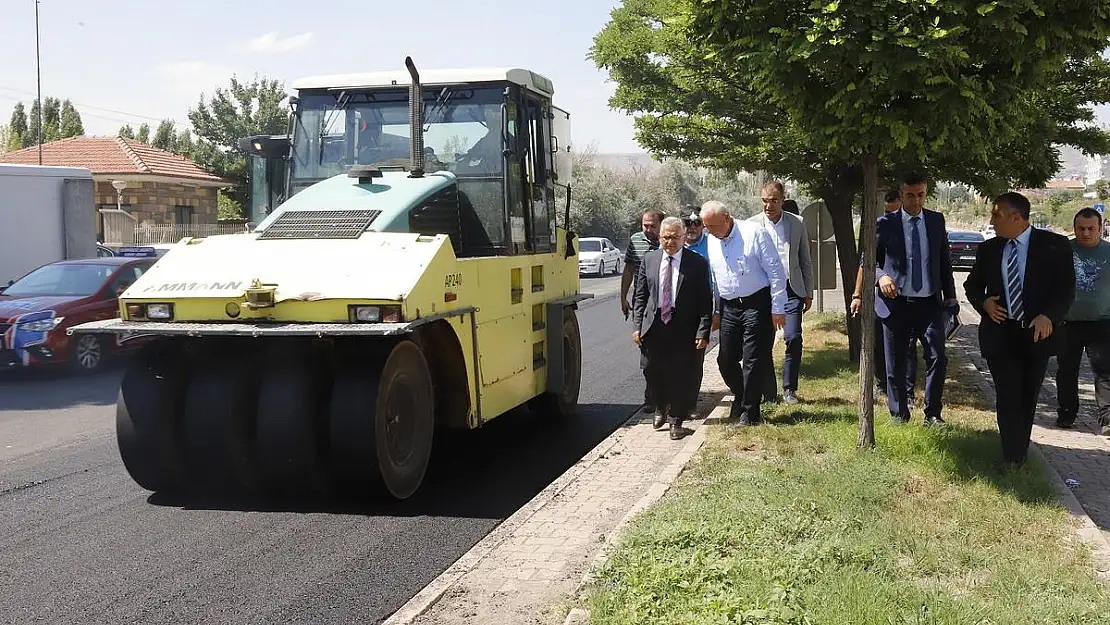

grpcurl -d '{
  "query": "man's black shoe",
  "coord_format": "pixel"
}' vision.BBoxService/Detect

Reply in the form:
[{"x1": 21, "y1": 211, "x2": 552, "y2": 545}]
[
  {"x1": 784, "y1": 390, "x2": 799, "y2": 405},
  {"x1": 670, "y1": 424, "x2": 694, "y2": 440},
  {"x1": 653, "y1": 412, "x2": 667, "y2": 430},
  {"x1": 891, "y1": 414, "x2": 910, "y2": 425},
  {"x1": 924, "y1": 415, "x2": 946, "y2": 427},
  {"x1": 1056, "y1": 414, "x2": 1076, "y2": 429}
]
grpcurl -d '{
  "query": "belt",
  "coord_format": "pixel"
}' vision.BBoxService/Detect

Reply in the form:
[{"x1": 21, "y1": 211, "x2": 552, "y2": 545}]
[
  {"x1": 722, "y1": 287, "x2": 770, "y2": 305},
  {"x1": 899, "y1": 295, "x2": 936, "y2": 303}
]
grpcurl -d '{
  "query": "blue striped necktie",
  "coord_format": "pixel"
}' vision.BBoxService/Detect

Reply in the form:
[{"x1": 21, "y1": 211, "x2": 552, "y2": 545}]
[{"x1": 1005, "y1": 239, "x2": 1024, "y2": 321}]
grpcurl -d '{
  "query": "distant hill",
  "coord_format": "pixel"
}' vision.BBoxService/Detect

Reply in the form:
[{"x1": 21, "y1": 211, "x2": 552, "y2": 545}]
[{"x1": 593, "y1": 152, "x2": 664, "y2": 173}]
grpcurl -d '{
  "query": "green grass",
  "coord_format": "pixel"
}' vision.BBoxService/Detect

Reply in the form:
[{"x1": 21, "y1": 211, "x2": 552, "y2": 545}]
[{"x1": 584, "y1": 313, "x2": 1110, "y2": 625}]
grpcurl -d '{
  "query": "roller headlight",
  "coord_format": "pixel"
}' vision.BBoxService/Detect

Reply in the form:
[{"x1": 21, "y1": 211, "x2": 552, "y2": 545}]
[{"x1": 349, "y1": 305, "x2": 402, "y2": 323}]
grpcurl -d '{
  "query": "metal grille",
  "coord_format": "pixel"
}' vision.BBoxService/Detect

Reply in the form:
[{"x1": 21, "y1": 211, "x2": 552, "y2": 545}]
[{"x1": 257, "y1": 210, "x2": 382, "y2": 240}]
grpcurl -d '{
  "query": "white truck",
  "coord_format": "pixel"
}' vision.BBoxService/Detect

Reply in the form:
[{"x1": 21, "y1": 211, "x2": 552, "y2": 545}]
[{"x1": 0, "y1": 163, "x2": 98, "y2": 285}]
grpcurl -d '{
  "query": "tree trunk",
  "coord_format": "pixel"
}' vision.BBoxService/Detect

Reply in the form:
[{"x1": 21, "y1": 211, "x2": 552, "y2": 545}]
[
  {"x1": 857, "y1": 151, "x2": 880, "y2": 450},
  {"x1": 823, "y1": 190, "x2": 862, "y2": 360}
]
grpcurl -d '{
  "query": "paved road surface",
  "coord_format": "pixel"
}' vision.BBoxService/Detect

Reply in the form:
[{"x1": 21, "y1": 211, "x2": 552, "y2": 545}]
[{"x1": 0, "y1": 276, "x2": 635, "y2": 625}]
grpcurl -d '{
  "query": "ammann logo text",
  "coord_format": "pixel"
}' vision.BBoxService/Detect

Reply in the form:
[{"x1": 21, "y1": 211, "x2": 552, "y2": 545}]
[{"x1": 142, "y1": 281, "x2": 243, "y2": 293}]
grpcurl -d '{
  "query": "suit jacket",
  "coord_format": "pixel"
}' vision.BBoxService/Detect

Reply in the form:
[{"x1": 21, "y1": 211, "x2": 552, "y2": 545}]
[
  {"x1": 747, "y1": 212, "x2": 814, "y2": 297},
  {"x1": 964, "y1": 227, "x2": 1075, "y2": 358},
  {"x1": 873, "y1": 208, "x2": 956, "y2": 318},
  {"x1": 632, "y1": 248, "x2": 713, "y2": 342}
]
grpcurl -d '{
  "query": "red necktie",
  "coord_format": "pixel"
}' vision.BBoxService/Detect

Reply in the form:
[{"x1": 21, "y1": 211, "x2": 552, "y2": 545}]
[{"x1": 661, "y1": 255, "x2": 673, "y2": 324}]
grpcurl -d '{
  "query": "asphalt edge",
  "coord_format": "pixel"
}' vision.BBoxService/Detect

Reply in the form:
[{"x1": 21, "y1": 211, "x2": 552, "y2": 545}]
[{"x1": 381, "y1": 345, "x2": 695, "y2": 625}]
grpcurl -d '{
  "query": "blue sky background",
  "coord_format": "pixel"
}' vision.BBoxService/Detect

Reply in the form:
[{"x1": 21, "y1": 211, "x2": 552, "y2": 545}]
[{"x1": 0, "y1": 0, "x2": 643, "y2": 153}]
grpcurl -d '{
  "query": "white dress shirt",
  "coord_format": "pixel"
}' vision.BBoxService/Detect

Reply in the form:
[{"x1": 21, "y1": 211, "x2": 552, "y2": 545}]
[
  {"x1": 761, "y1": 214, "x2": 789, "y2": 272},
  {"x1": 706, "y1": 218, "x2": 787, "y2": 314},
  {"x1": 900, "y1": 209, "x2": 933, "y2": 297},
  {"x1": 657, "y1": 247, "x2": 682, "y2": 311}
]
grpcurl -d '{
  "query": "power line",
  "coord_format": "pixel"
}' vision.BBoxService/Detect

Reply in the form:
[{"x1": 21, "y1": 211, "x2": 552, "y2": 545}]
[
  {"x1": 0, "y1": 92, "x2": 178, "y2": 127},
  {"x1": 0, "y1": 84, "x2": 169, "y2": 123}
]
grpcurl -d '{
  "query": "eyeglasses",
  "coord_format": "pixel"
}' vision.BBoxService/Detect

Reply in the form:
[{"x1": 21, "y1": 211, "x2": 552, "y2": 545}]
[{"x1": 660, "y1": 234, "x2": 682, "y2": 241}]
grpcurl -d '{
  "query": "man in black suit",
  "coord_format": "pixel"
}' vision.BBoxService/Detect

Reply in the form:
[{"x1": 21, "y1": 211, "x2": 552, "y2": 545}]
[
  {"x1": 873, "y1": 173, "x2": 958, "y2": 425},
  {"x1": 965, "y1": 192, "x2": 1076, "y2": 468},
  {"x1": 633, "y1": 216, "x2": 714, "y2": 440}
]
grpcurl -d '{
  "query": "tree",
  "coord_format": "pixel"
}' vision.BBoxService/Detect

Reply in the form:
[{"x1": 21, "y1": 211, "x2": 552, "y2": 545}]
[
  {"x1": 41, "y1": 97, "x2": 61, "y2": 142},
  {"x1": 688, "y1": 0, "x2": 1110, "y2": 447},
  {"x1": 0, "y1": 125, "x2": 9, "y2": 155},
  {"x1": 59, "y1": 99, "x2": 84, "y2": 137},
  {"x1": 25, "y1": 99, "x2": 41, "y2": 149},
  {"x1": 118, "y1": 124, "x2": 135, "y2": 140},
  {"x1": 186, "y1": 75, "x2": 289, "y2": 212},
  {"x1": 1097, "y1": 179, "x2": 1110, "y2": 202},
  {"x1": 592, "y1": 0, "x2": 1110, "y2": 369},
  {"x1": 136, "y1": 123, "x2": 150, "y2": 144},
  {"x1": 151, "y1": 120, "x2": 177, "y2": 152},
  {"x1": 8, "y1": 103, "x2": 27, "y2": 151},
  {"x1": 175, "y1": 129, "x2": 195, "y2": 156}
]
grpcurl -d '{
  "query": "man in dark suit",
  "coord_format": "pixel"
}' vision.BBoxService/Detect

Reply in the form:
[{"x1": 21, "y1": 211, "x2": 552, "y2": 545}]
[
  {"x1": 965, "y1": 192, "x2": 1076, "y2": 467},
  {"x1": 633, "y1": 216, "x2": 714, "y2": 440},
  {"x1": 873, "y1": 173, "x2": 958, "y2": 425}
]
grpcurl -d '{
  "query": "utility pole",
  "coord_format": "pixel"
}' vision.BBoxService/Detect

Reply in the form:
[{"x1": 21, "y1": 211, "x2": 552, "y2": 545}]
[{"x1": 35, "y1": 0, "x2": 43, "y2": 165}]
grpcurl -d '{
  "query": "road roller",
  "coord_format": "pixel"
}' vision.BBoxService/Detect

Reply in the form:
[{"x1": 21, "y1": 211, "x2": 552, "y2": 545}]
[{"x1": 68, "y1": 57, "x2": 588, "y2": 500}]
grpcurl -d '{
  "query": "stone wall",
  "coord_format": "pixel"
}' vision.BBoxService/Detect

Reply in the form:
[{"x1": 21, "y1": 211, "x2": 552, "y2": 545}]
[{"x1": 94, "y1": 179, "x2": 219, "y2": 227}]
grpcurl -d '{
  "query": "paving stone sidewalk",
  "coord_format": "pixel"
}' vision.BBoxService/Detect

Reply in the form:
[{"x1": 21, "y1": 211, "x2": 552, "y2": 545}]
[
  {"x1": 948, "y1": 318, "x2": 1110, "y2": 570},
  {"x1": 385, "y1": 346, "x2": 730, "y2": 625}
]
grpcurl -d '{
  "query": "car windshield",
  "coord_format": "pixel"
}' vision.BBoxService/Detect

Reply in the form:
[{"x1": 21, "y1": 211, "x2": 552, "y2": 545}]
[
  {"x1": 3, "y1": 264, "x2": 114, "y2": 297},
  {"x1": 579, "y1": 240, "x2": 602, "y2": 252},
  {"x1": 948, "y1": 232, "x2": 984, "y2": 242}
]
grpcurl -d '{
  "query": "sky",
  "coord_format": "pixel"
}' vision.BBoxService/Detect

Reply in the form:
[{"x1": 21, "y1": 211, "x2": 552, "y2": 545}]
[{"x1": 0, "y1": 0, "x2": 644, "y2": 153}]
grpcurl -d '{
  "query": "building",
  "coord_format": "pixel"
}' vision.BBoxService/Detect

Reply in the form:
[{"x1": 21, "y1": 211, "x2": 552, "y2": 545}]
[{"x1": 0, "y1": 136, "x2": 232, "y2": 241}]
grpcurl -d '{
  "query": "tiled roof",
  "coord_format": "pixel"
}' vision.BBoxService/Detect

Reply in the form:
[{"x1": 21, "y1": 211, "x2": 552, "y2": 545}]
[{"x1": 0, "y1": 136, "x2": 228, "y2": 183}]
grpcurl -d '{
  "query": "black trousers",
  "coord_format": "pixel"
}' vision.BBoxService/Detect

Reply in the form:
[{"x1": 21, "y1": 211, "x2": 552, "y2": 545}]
[
  {"x1": 690, "y1": 345, "x2": 707, "y2": 411},
  {"x1": 1056, "y1": 319, "x2": 1110, "y2": 425},
  {"x1": 642, "y1": 314, "x2": 698, "y2": 422},
  {"x1": 718, "y1": 287, "x2": 772, "y2": 422},
  {"x1": 986, "y1": 321, "x2": 1050, "y2": 463}
]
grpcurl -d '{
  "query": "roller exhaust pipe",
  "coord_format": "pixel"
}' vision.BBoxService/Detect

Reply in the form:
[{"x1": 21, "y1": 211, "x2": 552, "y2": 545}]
[{"x1": 405, "y1": 56, "x2": 425, "y2": 178}]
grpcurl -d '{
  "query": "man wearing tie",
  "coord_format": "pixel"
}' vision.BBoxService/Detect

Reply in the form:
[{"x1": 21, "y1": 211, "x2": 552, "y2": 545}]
[
  {"x1": 699, "y1": 200, "x2": 788, "y2": 425},
  {"x1": 965, "y1": 192, "x2": 1075, "y2": 467},
  {"x1": 632, "y1": 217, "x2": 714, "y2": 440},
  {"x1": 873, "y1": 173, "x2": 958, "y2": 425}
]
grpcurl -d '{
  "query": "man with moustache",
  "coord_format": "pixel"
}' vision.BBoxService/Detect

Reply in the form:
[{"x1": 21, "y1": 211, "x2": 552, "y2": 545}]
[{"x1": 632, "y1": 217, "x2": 714, "y2": 440}]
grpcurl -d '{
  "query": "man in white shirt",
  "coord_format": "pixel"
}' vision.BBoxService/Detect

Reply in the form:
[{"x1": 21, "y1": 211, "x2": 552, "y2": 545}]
[
  {"x1": 631, "y1": 217, "x2": 714, "y2": 439},
  {"x1": 700, "y1": 200, "x2": 788, "y2": 425},
  {"x1": 748, "y1": 181, "x2": 814, "y2": 405}
]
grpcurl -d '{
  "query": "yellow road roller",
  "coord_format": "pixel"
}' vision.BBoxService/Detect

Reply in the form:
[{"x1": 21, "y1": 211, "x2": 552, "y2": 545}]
[{"x1": 69, "y1": 57, "x2": 588, "y2": 500}]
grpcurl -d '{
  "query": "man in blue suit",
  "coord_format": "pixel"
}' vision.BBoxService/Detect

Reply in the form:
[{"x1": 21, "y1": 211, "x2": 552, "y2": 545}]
[{"x1": 873, "y1": 173, "x2": 958, "y2": 425}]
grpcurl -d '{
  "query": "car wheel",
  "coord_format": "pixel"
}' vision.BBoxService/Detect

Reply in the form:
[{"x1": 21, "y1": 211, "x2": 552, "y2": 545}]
[{"x1": 73, "y1": 334, "x2": 106, "y2": 372}]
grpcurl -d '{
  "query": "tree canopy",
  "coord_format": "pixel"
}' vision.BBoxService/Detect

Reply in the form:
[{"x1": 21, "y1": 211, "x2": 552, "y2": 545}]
[{"x1": 6, "y1": 97, "x2": 85, "y2": 149}]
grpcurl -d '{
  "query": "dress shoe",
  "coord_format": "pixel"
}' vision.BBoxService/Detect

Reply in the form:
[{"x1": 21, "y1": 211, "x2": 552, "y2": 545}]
[
  {"x1": 653, "y1": 412, "x2": 667, "y2": 430},
  {"x1": 924, "y1": 415, "x2": 946, "y2": 427},
  {"x1": 891, "y1": 414, "x2": 910, "y2": 425},
  {"x1": 669, "y1": 423, "x2": 694, "y2": 440},
  {"x1": 1056, "y1": 414, "x2": 1076, "y2": 429},
  {"x1": 783, "y1": 390, "x2": 799, "y2": 405}
]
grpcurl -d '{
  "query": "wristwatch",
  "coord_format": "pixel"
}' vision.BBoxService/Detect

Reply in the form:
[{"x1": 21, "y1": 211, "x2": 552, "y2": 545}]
[{"x1": 852, "y1": 294, "x2": 861, "y2": 300}]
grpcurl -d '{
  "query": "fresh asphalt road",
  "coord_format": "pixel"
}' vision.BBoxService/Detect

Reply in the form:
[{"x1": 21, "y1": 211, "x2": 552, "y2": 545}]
[{"x1": 0, "y1": 275, "x2": 646, "y2": 625}]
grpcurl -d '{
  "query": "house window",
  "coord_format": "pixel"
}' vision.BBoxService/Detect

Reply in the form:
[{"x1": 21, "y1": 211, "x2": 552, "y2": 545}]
[{"x1": 174, "y1": 205, "x2": 195, "y2": 224}]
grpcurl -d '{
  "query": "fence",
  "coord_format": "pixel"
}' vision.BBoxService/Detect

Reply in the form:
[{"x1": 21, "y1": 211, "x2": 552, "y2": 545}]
[{"x1": 99, "y1": 209, "x2": 257, "y2": 246}]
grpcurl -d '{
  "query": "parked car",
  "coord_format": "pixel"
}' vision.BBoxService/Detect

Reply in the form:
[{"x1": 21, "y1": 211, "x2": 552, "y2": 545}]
[
  {"x1": 947, "y1": 229, "x2": 985, "y2": 270},
  {"x1": 0, "y1": 255, "x2": 157, "y2": 372},
  {"x1": 578, "y1": 237, "x2": 622, "y2": 277},
  {"x1": 980, "y1": 224, "x2": 996, "y2": 239}
]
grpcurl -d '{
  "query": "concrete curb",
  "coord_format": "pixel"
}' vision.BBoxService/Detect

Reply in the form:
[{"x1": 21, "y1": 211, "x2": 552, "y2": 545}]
[
  {"x1": 383, "y1": 344, "x2": 723, "y2": 625},
  {"x1": 562, "y1": 396, "x2": 728, "y2": 625}
]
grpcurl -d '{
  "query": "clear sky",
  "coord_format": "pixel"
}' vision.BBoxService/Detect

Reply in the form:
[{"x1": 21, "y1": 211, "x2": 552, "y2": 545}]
[{"x1": 0, "y1": 0, "x2": 644, "y2": 153}]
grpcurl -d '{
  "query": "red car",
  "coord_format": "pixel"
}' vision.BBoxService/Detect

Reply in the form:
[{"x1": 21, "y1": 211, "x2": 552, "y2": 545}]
[{"x1": 0, "y1": 256, "x2": 157, "y2": 372}]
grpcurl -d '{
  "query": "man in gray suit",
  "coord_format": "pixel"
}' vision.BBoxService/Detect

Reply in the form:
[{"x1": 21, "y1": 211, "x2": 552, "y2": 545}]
[
  {"x1": 748, "y1": 181, "x2": 814, "y2": 404},
  {"x1": 633, "y1": 217, "x2": 714, "y2": 439}
]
